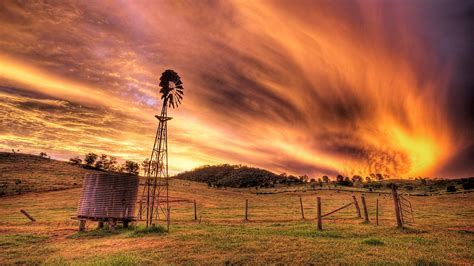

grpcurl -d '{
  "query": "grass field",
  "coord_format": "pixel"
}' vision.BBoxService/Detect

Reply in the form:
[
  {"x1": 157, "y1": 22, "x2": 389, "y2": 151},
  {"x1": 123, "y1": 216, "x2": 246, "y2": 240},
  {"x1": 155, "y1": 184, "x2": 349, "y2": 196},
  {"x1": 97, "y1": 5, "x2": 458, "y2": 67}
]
[
  {"x1": 0, "y1": 152, "x2": 102, "y2": 196},
  {"x1": 1, "y1": 177, "x2": 473, "y2": 265}
]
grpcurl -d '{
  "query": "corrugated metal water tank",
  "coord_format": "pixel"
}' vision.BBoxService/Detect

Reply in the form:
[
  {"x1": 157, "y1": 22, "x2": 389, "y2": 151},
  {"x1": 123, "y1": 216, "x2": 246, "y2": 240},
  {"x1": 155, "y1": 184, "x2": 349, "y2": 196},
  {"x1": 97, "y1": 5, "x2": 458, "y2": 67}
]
[{"x1": 77, "y1": 173, "x2": 139, "y2": 220}]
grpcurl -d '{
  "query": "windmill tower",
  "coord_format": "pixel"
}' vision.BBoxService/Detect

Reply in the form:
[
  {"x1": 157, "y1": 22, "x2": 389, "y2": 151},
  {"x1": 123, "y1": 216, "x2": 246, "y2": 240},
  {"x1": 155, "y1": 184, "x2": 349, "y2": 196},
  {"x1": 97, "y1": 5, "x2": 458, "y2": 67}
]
[{"x1": 142, "y1": 69, "x2": 184, "y2": 229}]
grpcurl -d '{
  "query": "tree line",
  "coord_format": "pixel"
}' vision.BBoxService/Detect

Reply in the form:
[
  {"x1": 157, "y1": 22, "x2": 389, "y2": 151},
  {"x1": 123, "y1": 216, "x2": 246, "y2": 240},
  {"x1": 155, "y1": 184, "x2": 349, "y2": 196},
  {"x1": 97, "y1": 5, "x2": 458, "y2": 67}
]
[{"x1": 69, "y1": 153, "x2": 140, "y2": 175}]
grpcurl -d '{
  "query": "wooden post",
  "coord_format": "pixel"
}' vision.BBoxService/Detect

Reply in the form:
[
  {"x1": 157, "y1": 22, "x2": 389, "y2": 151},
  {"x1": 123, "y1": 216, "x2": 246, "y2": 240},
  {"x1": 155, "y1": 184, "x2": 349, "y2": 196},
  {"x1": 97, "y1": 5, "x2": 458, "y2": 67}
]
[
  {"x1": 376, "y1": 199, "x2": 379, "y2": 226},
  {"x1": 167, "y1": 207, "x2": 170, "y2": 232},
  {"x1": 20, "y1": 209, "x2": 36, "y2": 222},
  {"x1": 317, "y1": 197, "x2": 322, "y2": 231},
  {"x1": 299, "y1": 196, "x2": 305, "y2": 219},
  {"x1": 193, "y1": 200, "x2": 197, "y2": 220},
  {"x1": 79, "y1": 220, "x2": 86, "y2": 231},
  {"x1": 97, "y1": 221, "x2": 104, "y2": 229},
  {"x1": 392, "y1": 186, "x2": 403, "y2": 228},
  {"x1": 361, "y1": 195, "x2": 369, "y2": 223},
  {"x1": 123, "y1": 220, "x2": 129, "y2": 228},
  {"x1": 138, "y1": 200, "x2": 142, "y2": 220},
  {"x1": 352, "y1": 195, "x2": 362, "y2": 218},
  {"x1": 245, "y1": 199, "x2": 248, "y2": 221}
]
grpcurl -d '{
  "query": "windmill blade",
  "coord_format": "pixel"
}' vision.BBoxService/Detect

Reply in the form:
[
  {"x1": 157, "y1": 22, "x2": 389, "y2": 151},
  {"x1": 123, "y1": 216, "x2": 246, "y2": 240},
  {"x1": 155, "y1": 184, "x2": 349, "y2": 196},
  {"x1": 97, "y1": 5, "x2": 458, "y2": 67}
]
[{"x1": 159, "y1": 69, "x2": 183, "y2": 109}]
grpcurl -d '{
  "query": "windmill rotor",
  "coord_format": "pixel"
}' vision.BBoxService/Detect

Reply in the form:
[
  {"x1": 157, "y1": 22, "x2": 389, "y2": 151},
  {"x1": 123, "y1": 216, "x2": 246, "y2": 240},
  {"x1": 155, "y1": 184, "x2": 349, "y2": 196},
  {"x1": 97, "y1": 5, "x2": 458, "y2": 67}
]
[{"x1": 159, "y1": 69, "x2": 184, "y2": 108}]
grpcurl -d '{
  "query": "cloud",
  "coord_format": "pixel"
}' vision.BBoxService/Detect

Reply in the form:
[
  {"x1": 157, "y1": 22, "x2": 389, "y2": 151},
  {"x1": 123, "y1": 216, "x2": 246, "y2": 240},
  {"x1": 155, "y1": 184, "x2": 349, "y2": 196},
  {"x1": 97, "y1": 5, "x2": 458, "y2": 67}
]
[{"x1": 0, "y1": 0, "x2": 472, "y2": 177}]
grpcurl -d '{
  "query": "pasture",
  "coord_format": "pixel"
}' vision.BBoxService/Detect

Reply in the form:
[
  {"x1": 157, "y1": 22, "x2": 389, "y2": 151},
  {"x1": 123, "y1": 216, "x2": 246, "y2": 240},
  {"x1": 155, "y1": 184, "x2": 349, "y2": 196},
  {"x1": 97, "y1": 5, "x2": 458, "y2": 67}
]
[{"x1": 0, "y1": 179, "x2": 473, "y2": 264}]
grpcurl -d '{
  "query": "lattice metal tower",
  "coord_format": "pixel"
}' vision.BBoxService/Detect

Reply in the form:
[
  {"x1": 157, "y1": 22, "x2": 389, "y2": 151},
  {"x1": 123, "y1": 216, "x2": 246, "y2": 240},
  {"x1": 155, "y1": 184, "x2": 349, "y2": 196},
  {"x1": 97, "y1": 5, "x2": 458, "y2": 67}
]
[{"x1": 141, "y1": 69, "x2": 184, "y2": 229}]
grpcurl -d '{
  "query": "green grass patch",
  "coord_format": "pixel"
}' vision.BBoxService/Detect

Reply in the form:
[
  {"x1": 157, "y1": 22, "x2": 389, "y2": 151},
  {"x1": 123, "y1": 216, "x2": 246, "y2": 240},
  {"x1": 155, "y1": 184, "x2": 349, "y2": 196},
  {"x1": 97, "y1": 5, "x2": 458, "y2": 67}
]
[
  {"x1": 362, "y1": 238, "x2": 385, "y2": 246},
  {"x1": 128, "y1": 225, "x2": 167, "y2": 237},
  {"x1": 82, "y1": 253, "x2": 143, "y2": 265},
  {"x1": 413, "y1": 258, "x2": 443, "y2": 266},
  {"x1": 0, "y1": 234, "x2": 49, "y2": 247},
  {"x1": 68, "y1": 226, "x2": 131, "y2": 239}
]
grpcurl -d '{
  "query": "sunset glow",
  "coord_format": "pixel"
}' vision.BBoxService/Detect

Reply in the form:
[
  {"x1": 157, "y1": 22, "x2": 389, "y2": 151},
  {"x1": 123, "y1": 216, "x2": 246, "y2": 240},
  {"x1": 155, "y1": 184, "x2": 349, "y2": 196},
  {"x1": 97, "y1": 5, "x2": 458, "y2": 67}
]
[{"x1": 0, "y1": 1, "x2": 472, "y2": 178}]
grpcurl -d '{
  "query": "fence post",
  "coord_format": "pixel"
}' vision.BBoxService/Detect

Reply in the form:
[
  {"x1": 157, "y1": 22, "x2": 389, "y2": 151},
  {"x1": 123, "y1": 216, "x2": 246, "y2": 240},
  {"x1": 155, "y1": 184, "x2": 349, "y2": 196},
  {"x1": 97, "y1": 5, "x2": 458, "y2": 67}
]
[
  {"x1": 194, "y1": 200, "x2": 197, "y2": 221},
  {"x1": 376, "y1": 199, "x2": 379, "y2": 226},
  {"x1": 79, "y1": 219, "x2": 86, "y2": 231},
  {"x1": 317, "y1": 197, "x2": 322, "y2": 231},
  {"x1": 245, "y1": 199, "x2": 248, "y2": 221},
  {"x1": 392, "y1": 186, "x2": 403, "y2": 228},
  {"x1": 361, "y1": 195, "x2": 370, "y2": 223},
  {"x1": 352, "y1": 195, "x2": 362, "y2": 218},
  {"x1": 299, "y1": 196, "x2": 305, "y2": 219}
]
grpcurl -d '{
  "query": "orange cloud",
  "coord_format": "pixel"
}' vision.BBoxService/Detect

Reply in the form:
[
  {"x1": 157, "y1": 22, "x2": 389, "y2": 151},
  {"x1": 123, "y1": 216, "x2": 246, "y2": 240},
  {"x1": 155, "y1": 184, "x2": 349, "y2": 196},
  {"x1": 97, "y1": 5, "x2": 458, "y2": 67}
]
[{"x1": 0, "y1": 1, "x2": 472, "y2": 178}]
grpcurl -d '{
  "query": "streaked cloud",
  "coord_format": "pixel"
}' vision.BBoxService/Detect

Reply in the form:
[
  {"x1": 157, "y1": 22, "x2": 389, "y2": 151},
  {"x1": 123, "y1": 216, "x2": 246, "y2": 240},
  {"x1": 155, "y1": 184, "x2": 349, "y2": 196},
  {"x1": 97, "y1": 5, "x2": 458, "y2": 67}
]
[{"x1": 0, "y1": 0, "x2": 472, "y2": 177}]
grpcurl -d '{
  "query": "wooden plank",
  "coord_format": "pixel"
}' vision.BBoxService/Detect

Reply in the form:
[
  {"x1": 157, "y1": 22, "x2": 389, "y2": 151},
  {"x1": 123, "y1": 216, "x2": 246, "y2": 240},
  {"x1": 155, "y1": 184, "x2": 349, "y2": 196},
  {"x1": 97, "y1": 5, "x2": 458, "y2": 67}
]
[
  {"x1": 245, "y1": 199, "x2": 248, "y2": 221},
  {"x1": 194, "y1": 200, "x2": 197, "y2": 221},
  {"x1": 321, "y1": 202, "x2": 353, "y2": 218},
  {"x1": 20, "y1": 209, "x2": 36, "y2": 222},
  {"x1": 361, "y1": 195, "x2": 370, "y2": 223},
  {"x1": 352, "y1": 195, "x2": 362, "y2": 218},
  {"x1": 376, "y1": 198, "x2": 379, "y2": 226},
  {"x1": 317, "y1": 197, "x2": 322, "y2": 231},
  {"x1": 299, "y1": 196, "x2": 305, "y2": 219}
]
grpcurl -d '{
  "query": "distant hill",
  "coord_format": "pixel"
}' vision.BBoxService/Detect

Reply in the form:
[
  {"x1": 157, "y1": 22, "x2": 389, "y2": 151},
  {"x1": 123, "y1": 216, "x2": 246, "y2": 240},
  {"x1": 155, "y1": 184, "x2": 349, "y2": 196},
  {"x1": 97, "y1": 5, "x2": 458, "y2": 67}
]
[
  {"x1": 173, "y1": 164, "x2": 304, "y2": 188},
  {"x1": 0, "y1": 152, "x2": 102, "y2": 196}
]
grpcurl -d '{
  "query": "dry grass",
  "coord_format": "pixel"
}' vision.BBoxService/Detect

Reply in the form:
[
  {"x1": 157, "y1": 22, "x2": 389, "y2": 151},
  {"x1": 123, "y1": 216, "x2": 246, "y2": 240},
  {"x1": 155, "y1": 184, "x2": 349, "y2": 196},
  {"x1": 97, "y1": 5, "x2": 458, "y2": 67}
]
[
  {"x1": 0, "y1": 152, "x2": 102, "y2": 196},
  {"x1": 0, "y1": 178, "x2": 473, "y2": 264}
]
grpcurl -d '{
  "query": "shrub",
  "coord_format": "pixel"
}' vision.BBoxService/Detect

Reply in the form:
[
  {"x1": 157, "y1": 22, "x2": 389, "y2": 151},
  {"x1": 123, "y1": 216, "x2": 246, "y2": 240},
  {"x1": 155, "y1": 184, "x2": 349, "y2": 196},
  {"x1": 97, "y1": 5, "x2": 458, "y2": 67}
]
[
  {"x1": 84, "y1": 153, "x2": 98, "y2": 167},
  {"x1": 69, "y1": 157, "x2": 82, "y2": 165},
  {"x1": 122, "y1": 161, "x2": 139, "y2": 175},
  {"x1": 446, "y1": 186, "x2": 456, "y2": 193},
  {"x1": 130, "y1": 225, "x2": 166, "y2": 237},
  {"x1": 363, "y1": 238, "x2": 385, "y2": 246}
]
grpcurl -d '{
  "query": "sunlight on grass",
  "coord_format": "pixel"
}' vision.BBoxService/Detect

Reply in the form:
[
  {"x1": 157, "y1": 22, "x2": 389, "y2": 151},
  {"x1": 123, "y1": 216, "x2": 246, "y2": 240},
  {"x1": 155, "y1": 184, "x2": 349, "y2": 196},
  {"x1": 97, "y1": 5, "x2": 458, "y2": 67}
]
[
  {"x1": 128, "y1": 225, "x2": 167, "y2": 237},
  {"x1": 362, "y1": 238, "x2": 385, "y2": 246}
]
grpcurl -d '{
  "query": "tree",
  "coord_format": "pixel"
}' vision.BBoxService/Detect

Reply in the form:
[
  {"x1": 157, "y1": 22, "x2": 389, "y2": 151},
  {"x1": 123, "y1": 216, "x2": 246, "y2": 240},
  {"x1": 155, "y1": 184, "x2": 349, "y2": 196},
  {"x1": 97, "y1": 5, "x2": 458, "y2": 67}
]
[
  {"x1": 104, "y1": 156, "x2": 117, "y2": 171},
  {"x1": 141, "y1": 158, "x2": 150, "y2": 176},
  {"x1": 69, "y1": 156, "x2": 82, "y2": 165},
  {"x1": 322, "y1": 176, "x2": 329, "y2": 183},
  {"x1": 299, "y1": 174, "x2": 309, "y2": 183},
  {"x1": 94, "y1": 154, "x2": 108, "y2": 170},
  {"x1": 447, "y1": 186, "x2": 456, "y2": 192},
  {"x1": 375, "y1": 173, "x2": 384, "y2": 181},
  {"x1": 365, "y1": 176, "x2": 372, "y2": 183},
  {"x1": 344, "y1": 176, "x2": 353, "y2": 186},
  {"x1": 39, "y1": 152, "x2": 48, "y2": 158},
  {"x1": 336, "y1": 175, "x2": 344, "y2": 184},
  {"x1": 352, "y1": 175, "x2": 362, "y2": 183},
  {"x1": 84, "y1": 153, "x2": 98, "y2": 167},
  {"x1": 123, "y1": 160, "x2": 139, "y2": 175}
]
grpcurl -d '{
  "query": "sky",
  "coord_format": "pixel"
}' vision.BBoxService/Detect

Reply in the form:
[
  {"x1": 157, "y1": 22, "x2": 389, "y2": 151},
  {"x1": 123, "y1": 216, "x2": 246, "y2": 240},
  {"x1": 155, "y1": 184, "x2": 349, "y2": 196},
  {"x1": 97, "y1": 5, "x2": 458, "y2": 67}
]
[{"x1": 0, "y1": 0, "x2": 473, "y2": 178}]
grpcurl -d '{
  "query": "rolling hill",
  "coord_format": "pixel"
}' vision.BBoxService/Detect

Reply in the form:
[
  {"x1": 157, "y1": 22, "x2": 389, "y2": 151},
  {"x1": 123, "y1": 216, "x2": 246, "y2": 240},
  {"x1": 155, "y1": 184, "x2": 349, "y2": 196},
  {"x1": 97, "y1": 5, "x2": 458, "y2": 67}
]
[
  {"x1": 173, "y1": 164, "x2": 304, "y2": 188},
  {"x1": 0, "y1": 152, "x2": 101, "y2": 196}
]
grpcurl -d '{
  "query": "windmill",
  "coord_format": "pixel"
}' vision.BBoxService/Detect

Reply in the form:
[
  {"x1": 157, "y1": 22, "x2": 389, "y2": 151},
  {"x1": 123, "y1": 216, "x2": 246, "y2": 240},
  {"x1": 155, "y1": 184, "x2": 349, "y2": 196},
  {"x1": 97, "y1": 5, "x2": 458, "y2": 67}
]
[{"x1": 142, "y1": 69, "x2": 184, "y2": 229}]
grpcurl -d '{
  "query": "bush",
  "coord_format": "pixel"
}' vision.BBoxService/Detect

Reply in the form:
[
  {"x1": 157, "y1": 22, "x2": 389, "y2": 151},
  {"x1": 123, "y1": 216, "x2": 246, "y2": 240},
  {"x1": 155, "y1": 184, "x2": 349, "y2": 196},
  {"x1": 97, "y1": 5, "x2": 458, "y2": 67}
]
[
  {"x1": 122, "y1": 161, "x2": 139, "y2": 175},
  {"x1": 446, "y1": 186, "x2": 457, "y2": 193},
  {"x1": 461, "y1": 178, "x2": 474, "y2": 190},
  {"x1": 363, "y1": 238, "x2": 385, "y2": 246},
  {"x1": 69, "y1": 157, "x2": 82, "y2": 165},
  {"x1": 84, "y1": 153, "x2": 98, "y2": 167},
  {"x1": 130, "y1": 225, "x2": 167, "y2": 237}
]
